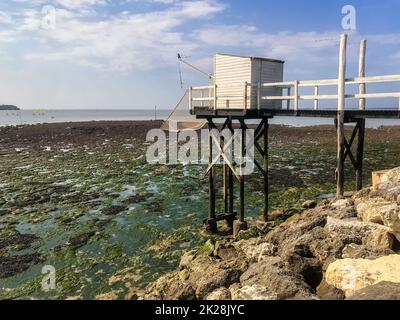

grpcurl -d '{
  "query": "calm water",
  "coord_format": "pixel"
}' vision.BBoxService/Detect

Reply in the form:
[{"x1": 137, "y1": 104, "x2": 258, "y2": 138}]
[{"x1": 0, "y1": 109, "x2": 399, "y2": 128}]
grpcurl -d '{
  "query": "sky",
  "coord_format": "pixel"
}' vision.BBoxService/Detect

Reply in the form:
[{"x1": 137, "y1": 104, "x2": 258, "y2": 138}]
[{"x1": 0, "y1": 0, "x2": 400, "y2": 109}]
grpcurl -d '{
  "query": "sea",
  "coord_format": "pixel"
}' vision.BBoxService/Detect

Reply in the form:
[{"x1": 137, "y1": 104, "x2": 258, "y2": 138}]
[{"x1": 0, "y1": 109, "x2": 399, "y2": 128}]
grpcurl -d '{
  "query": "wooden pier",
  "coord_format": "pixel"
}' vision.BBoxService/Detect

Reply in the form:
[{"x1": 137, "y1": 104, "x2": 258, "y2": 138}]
[{"x1": 189, "y1": 34, "x2": 400, "y2": 235}]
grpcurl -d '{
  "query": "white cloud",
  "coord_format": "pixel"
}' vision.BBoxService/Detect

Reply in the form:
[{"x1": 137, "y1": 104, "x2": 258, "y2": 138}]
[
  {"x1": 55, "y1": 0, "x2": 108, "y2": 10},
  {"x1": 19, "y1": 0, "x2": 225, "y2": 71}
]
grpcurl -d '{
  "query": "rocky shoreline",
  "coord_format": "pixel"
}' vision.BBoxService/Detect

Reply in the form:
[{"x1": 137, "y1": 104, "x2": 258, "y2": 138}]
[{"x1": 142, "y1": 167, "x2": 400, "y2": 300}]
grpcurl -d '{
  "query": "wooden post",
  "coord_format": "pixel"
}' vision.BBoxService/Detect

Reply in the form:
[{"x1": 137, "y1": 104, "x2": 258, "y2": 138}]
[
  {"x1": 244, "y1": 82, "x2": 248, "y2": 109},
  {"x1": 214, "y1": 84, "x2": 217, "y2": 110},
  {"x1": 227, "y1": 119, "x2": 234, "y2": 214},
  {"x1": 189, "y1": 87, "x2": 193, "y2": 113},
  {"x1": 208, "y1": 123, "x2": 216, "y2": 221},
  {"x1": 356, "y1": 119, "x2": 365, "y2": 191},
  {"x1": 294, "y1": 80, "x2": 299, "y2": 111},
  {"x1": 287, "y1": 87, "x2": 291, "y2": 110},
  {"x1": 223, "y1": 136, "x2": 228, "y2": 213},
  {"x1": 359, "y1": 40, "x2": 367, "y2": 110},
  {"x1": 263, "y1": 119, "x2": 269, "y2": 222},
  {"x1": 314, "y1": 86, "x2": 319, "y2": 111},
  {"x1": 239, "y1": 120, "x2": 245, "y2": 222},
  {"x1": 336, "y1": 33, "x2": 347, "y2": 198}
]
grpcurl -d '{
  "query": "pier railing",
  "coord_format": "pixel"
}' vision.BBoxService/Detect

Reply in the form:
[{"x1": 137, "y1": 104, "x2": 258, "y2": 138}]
[
  {"x1": 189, "y1": 35, "x2": 400, "y2": 113},
  {"x1": 189, "y1": 74, "x2": 400, "y2": 113},
  {"x1": 247, "y1": 74, "x2": 400, "y2": 111}
]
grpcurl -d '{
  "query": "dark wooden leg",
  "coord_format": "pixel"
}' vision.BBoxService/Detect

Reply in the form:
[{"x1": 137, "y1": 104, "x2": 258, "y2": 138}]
[
  {"x1": 227, "y1": 119, "x2": 234, "y2": 214},
  {"x1": 356, "y1": 119, "x2": 365, "y2": 191},
  {"x1": 336, "y1": 112, "x2": 345, "y2": 198},
  {"x1": 223, "y1": 136, "x2": 229, "y2": 213},
  {"x1": 239, "y1": 120, "x2": 245, "y2": 222},
  {"x1": 206, "y1": 120, "x2": 217, "y2": 233},
  {"x1": 263, "y1": 119, "x2": 269, "y2": 222}
]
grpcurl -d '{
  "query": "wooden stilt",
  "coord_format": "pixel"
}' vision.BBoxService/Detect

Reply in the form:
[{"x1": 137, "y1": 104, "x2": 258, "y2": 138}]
[
  {"x1": 356, "y1": 119, "x2": 365, "y2": 191},
  {"x1": 336, "y1": 34, "x2": 347, "y2": 198},
  {"x1": 263, "y1": 119, "x2": 269, "y2": 222},
  {"x1": 206, "y1": 119, "x2": 217, "y2": 232},
  {"x1": 239, "y1": 119, "x2": 245, "y2": 222},
  {"x1": 223, "y1": 136, "x2": 229, "y2": 213},
  {"x1": 336, "y1": 114, "x2": 345, "y2": 197}
]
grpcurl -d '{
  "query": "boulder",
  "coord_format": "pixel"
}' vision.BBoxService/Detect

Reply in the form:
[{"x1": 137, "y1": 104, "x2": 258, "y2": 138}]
[
  {"x1": 316, "y1": 278, "x2": 345, "y2": 300},
  {"x1": 379, "y1": 203, "x2": 400, "y2": 241},
  {"x1": 143, "y1": 271, "x2": 195, "y2": 300},
  {"x1": 238, "y1": 257, "x2": 317, "y2": 300},
  {"x1": 302, "y1": 200, "x2": 317, "y2": 209},
  {"x1": 341, "y1": 243, "x2": 394, "y2": 260},
  {"x1": 205, "y1": 287, "x2": 231, "y2": 300},
  {"x1": 376, "y1": 167, "x2": 400, "y2": 191},
  {"x1": 324, "y1": 216, "x2": 393, "y2": 250},
  {"x1": 331, "y1": 198, "x2": 354, "y2": 211},
  {"x1": 186, "y1": 255, "x2": 248, "y2": 298},
  {"x1": 325, "y1": 254, "x2": 400, "y2": 297},
  {"x1": 230, "y1": 283, "x2": 278, "y2": 300},
  {"x1": 233, "y1": 238, "x2": 277, "y2": 263},
  {"x1": 356, "y1": 198, "x2": 391, "y2": 224},
  {"x1": 347, "y1": 281, "x2": 400, "y2": 300}
]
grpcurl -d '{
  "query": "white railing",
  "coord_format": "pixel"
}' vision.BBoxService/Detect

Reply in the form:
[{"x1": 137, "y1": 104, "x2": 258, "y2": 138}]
[
  {"x1": 189, "y1": 36, "x2": 400, "y2": 113},
  {"x1": 190, "y1": 74, "x2": 400, "y2": 112},
  {"x1": 250, "y1": 74, "x2": 400, "y2": 111}
]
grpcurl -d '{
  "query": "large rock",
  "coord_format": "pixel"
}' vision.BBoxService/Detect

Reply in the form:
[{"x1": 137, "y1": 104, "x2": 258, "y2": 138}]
[
  {"x1": 316, "y1": 278, "x2": 345, "y2": 300},
  {"x1": 341, "y1": 243, "x2": 394, "y2": 260},
  {"x1": 379, "y1": 203, "x2": 400, "y2": 241},
  {"x1": 347, "y1": 281, "x2": 400, "y2": 300},
  {"x1": 142, "y1": 271, "x2": 195, "y2": 300},
  {"x1": 374, "y1": 167, "x2": 400, "y2": 202},
  {"x1": 230, "y1": 283, "x2": 278, "y2": 300},
  {"x1": 233, "y1": 238, "x2": 277, "y2": 263},
  {"x1": 356, "y1": 198, "x2": 391, "y2": 224},
  {"x1": 205, "y1": 287, "x2": 231, "y2": 300},
  {"x1": 324, "y1": 216, "x2": 393, "y2": 250},
  {"x1": 186, "y1": 255, "x2": 248, "y2": 298},
  {"x1": 325, "y1": 254, "x2": 400, "y2": 297},
  {"x1": 376, "y1": 167, "x2": 400, "y2": 191},
  {"x1": 237, "y1": 257, "x2": 317, "y2": 300}
]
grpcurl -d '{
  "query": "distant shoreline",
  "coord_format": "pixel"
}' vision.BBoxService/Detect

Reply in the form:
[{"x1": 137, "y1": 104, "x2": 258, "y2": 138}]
[{"x1": 0, "y1": 105, "x2": 19, "y2": 111}]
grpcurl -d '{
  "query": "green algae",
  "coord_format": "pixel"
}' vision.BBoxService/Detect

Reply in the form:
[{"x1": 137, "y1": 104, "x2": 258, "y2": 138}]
[{"x1": 0, "y1": 134, "x2": 399, "y2": 300}]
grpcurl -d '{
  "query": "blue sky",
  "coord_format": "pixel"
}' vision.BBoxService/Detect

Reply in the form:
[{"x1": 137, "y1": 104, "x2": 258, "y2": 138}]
[{"x1": 0, "y1": 0, "x2": 399, "y2": 109}]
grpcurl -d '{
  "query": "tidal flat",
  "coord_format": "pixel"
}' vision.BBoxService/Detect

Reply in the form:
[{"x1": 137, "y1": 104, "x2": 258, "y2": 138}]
[{"x1": 0, "y1": 121, "x2": 399, "y2": 300}]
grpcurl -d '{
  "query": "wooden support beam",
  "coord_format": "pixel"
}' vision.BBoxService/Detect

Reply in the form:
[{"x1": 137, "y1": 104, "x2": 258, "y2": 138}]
[
  {"x1": 356, "y1": 119, "x2": 366, "y2": 190},
  {"x1": 336, "y1": 34, "x2": 348, "y2": 198},
  {"x1": 208, "y1": 120, "x2": 216, "y2": 222},
  {"x1": 294, "y1": 80, "x2": 299, "y2": 112},
  {"x1": 314, "y1": 86, "x2": 319, "y2": 111},
  {"x1": 359, "y1": 40, "x2": 367, "y2": 110},
  {"x1": 239, "y1": 119, "x2": 245, "y2": 222},
  {"x1": 223, "y1": 136, "x2": 228, "y2": 213},
  {"x1": 227, "y1": 119, "x2": 234, "y2": 214},
  {"x1": 263, "y1": 119, "x2": 269, "y2": 222}
]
